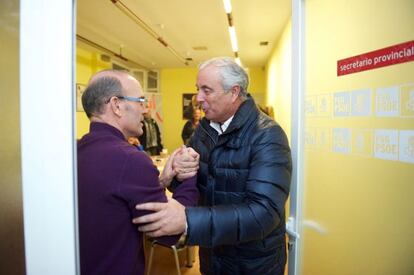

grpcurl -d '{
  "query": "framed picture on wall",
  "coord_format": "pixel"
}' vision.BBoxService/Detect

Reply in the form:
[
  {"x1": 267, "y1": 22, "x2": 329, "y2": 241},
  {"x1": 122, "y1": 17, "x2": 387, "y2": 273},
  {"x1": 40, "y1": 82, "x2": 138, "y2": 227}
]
[
  {"x1": 182, "y1": 93, "x2": 197, "y2": 120},
  {"x1": 76, "y1": 83, "x2": 86, "y2": 112}
]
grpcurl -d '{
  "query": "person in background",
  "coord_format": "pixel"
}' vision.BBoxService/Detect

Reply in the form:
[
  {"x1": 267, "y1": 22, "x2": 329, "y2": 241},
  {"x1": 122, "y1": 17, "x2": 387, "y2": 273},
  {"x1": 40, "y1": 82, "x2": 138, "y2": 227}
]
[
  {"x1": 77, "y1": 69, "x2": 199, "y2": 275},
  {"x1": 133, "y1": 57, "x2": 292, "y2": 275},
  {"x1": 181, "y1": 108, "x2": 202, "y2": 145},
  {"x1": 138, "y1": 111, "x2": 163, "y2": 156},
  {"x1": 127, "y1": 136, "x2": 144, "y2": 151},
  {"x1": 183, "y1": 94, "x2": 200, "y2": 121}
]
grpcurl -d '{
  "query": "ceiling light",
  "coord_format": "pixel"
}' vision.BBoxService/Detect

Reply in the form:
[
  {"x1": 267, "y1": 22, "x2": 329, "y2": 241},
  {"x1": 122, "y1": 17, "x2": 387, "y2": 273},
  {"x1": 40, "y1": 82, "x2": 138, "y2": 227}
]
[
  {"x1": 223, "y1": 0, "x2": 242, "y2": 65},
  {"x1": 235, "y1": 57, "x2": 242, "y2": 66},
  {"x1": 192, "y1": 46, "x2": 208, "y2": 51},
  {"x1": 228, "y1": 26, "x2": 238, "y2": 52},
  {"x1": 223, "y1": 0, "x2": 232, "y2": 14}
]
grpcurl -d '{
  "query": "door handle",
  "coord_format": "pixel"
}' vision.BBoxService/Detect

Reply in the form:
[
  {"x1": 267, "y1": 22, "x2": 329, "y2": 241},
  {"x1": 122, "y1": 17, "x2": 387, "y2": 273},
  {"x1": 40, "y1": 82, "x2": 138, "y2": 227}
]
[{"x1": 286, "y1": 217, "x2": 300, "y2": 239}]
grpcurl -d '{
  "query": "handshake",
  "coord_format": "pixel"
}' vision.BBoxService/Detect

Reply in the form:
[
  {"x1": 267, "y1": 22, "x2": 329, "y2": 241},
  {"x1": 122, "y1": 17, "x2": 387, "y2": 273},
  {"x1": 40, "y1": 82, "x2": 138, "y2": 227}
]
[{"x1": 159, "y1": 145, "x2": 199, "y2": 187}]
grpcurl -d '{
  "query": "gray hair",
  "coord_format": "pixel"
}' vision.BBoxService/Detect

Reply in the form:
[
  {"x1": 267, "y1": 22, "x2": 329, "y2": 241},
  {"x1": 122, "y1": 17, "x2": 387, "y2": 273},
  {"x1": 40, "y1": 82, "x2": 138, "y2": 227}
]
[
  {"x1": 82, "y1": 74, "x2": 124, "y2": 118},
  {"x1": 199, "y1": 57, "x2": 249, "y2": 99}
]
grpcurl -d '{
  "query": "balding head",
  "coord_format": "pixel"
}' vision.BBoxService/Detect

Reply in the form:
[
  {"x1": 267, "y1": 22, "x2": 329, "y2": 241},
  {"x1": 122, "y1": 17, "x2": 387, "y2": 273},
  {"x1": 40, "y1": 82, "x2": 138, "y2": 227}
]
[
  {"x1": 88, "y1": 70, "x2": 130, "y2": 85},
  {"x1": 82, "y1": 69, "x2": 147, "y2": 139},
  {"x1": 82, "y1": 70, "x2": 131, "y2": 118}
]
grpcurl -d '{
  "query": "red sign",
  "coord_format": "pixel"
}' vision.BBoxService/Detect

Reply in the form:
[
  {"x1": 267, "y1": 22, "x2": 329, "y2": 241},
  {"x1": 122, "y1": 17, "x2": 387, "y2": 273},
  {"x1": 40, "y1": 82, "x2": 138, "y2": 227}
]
[{"x1": 337, "y1": 40, "x2": 414, "y2": 76}]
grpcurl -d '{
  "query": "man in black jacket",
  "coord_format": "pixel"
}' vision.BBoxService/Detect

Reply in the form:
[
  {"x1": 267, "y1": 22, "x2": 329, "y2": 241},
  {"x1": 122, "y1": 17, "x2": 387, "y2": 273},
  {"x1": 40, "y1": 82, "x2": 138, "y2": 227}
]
[
  {"x1": 138, "y1": 111, "x2": 163, "y2": 156},
  {"x1": 134, "y1": 57, "x2": 292, "y2": 274}
]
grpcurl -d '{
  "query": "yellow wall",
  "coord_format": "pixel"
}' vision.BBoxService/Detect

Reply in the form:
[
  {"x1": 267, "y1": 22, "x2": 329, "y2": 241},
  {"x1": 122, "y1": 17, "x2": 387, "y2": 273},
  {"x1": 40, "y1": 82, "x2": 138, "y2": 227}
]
[
  {"x1": 76, "y1": 46, "x2": 111, "y2": 139},
  {"x1": 248, "y1": 67, "x2": 267, "y2": 107},
  {"x1": 249, "y1": 67, "x2": 266, "y2": 95},
  {"x1": 265, "y1": 20, "x2": 292, "y2": 139},
  {"x1": 303, "y1": 0, "x2": 414, "y2": 274},
  {"x1": 159, "y1": 68, "x2": 199, "y2": 152}
]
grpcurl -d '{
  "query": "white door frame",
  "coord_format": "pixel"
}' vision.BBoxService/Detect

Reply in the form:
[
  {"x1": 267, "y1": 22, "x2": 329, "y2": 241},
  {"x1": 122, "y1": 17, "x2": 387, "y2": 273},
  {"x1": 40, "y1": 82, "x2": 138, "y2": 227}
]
[
  {"x1": 20, "y1": 0, "x2": 78, "y2": 274},
  {"x1": 287, "y1": 0, "x2": 305, "y2": 274}
]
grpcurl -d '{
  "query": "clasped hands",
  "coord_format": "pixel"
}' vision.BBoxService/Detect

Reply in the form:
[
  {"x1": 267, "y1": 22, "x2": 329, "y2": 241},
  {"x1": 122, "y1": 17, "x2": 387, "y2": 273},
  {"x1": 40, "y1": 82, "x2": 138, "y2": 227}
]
[
  {"x1": 133, "y1": 146, "x2": 199, "y2": 237},
  {"x1": 159, "y1": 145, "x2": 199, "y2": 188}
]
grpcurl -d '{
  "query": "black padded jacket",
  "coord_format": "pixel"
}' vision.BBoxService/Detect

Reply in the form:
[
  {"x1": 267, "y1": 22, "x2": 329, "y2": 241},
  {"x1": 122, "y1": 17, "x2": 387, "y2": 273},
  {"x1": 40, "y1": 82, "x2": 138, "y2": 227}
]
[{"x1": 185, "y1": 95, "x2": 292, "y2": 275}]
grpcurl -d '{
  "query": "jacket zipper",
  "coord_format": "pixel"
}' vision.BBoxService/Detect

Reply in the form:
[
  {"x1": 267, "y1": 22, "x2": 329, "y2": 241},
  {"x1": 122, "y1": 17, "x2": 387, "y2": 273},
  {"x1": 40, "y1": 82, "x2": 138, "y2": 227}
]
[
  {"x1": 198, "y1": 122, "x2": 217, "y2": 205},
  {"x1": 199, "y1": 123, "x2": 217, "y2": 145}
]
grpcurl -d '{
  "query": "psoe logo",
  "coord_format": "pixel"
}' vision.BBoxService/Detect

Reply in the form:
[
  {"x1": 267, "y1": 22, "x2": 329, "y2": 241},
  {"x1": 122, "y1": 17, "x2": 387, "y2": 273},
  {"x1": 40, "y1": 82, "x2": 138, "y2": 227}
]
[
  {"x1": 406, "y1": 90, "x2": 414, "y2": 112},
  {"x1": 400, "y1": 130, "x2": 414, "y2": 164},
  {"x1": 405, "y1": 136, "x2": 414, "y2": 157},
  {"x1": 374, "y1": 129, "x2": 398, "y2": 161}
]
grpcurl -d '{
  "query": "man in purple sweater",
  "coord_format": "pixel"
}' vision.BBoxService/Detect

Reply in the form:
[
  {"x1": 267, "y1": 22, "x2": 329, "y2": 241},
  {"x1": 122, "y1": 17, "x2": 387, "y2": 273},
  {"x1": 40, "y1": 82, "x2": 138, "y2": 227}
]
[{"x1": 77, "y1": 70, "x2": 199, "y2": 275}]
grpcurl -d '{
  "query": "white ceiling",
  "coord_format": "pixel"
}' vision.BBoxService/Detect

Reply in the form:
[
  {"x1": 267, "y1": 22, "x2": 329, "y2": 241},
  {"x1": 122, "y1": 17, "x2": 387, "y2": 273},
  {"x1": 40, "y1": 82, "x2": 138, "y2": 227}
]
[{"x1": 77, "y1": 0, "x2": 291, "y2": 69}]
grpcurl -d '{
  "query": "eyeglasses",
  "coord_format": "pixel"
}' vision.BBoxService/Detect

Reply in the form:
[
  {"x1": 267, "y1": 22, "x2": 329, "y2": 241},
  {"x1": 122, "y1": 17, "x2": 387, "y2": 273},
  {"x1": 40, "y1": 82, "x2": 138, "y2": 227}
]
[
  {"x1": 105, "y1": 95, "x2": 148, "y2": 104},
  {"x1": 117, "y1": 96, "x2": 148, "y2": 103}
]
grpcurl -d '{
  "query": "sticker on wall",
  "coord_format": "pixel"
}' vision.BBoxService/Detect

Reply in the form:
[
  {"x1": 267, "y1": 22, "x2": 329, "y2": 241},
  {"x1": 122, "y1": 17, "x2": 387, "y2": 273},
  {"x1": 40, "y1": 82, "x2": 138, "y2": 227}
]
[
  {"x1": 333, "y1": 92, "x2": 351, "y2": 117},
  {"x1": 317, "y1": 94, "x2": 332, "y2": 117},
  {"x1": 332, "y1": 128, "x2": 351, "y2": 154},
  {"x1": 305, "y1": 127, "x2": 317, "y2": 149},
  {"x1": 376, "y1": 86, "x2": 400, "y2": 117},
  {"x1": 352, "y1": 129, "x2": 373, "y2": 156},
  {"x1": 374, "y1": 129, "x2": 399, "y2": 161},
  {"x1": 400, "y1": 84, "x2": 414, "y2": 117},
  {"x1": 399, "y1": 130, "x2": 414, "y2": 164},
  {"x1": 316, "y1": 128, "x2": 331, "y2": 151},
  {"x1": 305, "y1": 95, "x2": 317, "y2": 116},
  {"x1": 351, "y1": 89, "x2": 372, "y2": 116},
  {"x1": 337, "y1": 40, "x2": 414, "y2": 76}
]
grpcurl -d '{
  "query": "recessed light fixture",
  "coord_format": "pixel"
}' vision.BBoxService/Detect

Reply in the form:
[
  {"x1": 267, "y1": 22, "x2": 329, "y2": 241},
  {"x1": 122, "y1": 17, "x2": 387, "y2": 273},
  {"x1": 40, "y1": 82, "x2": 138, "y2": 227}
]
[
  {"x1": 192, "y1": 46, "x2": 208, "y2": 51},
  {"x1": 100, "y1": 54, "x2": 111, "y2": 62},
  {"x1": 260, "y1": 41, "x2": 269, "y2": 46}
]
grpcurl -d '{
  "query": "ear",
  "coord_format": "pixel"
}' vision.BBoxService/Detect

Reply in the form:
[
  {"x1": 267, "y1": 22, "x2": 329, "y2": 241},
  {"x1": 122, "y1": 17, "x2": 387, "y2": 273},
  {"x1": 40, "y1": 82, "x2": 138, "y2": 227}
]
[
  {"x1": 230, "y1": 85, "x2": 241, "y2": 102},
  {"x1": 109, "y1": 97, "x2": 123, "y2": 117}
]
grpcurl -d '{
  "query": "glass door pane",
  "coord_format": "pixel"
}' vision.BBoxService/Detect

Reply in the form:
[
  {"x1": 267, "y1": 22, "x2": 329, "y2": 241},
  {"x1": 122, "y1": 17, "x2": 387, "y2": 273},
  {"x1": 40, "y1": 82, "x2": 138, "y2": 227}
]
[{"x1": 303, "y1": 0, "x2": 414, "y2": 274}]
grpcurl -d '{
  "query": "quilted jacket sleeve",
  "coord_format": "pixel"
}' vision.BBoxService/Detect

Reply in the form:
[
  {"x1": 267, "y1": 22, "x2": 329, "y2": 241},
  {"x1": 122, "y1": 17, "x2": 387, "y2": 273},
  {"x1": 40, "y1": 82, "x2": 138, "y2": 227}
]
[{"x1": 185, "y1": 124, "x2": 291, "y2": 247}]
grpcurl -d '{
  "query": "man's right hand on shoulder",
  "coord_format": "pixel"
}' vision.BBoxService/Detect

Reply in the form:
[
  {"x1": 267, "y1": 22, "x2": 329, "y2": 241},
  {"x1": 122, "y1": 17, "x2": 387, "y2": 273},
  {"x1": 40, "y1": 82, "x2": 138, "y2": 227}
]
[{"x1": 133, "y1": 198, "x2": 186, "y2": 237}]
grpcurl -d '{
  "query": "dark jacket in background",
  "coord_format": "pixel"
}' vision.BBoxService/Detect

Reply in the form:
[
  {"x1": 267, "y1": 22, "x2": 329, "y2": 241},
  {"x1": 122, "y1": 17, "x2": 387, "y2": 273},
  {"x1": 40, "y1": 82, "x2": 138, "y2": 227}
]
[
  {"x1": 185, "y1": 95, "x2": 292, "y2": 275},
  {"x1": 181, "y1": 120, "x2": 197, "y2": 145},
  {"x1": 78, "y1": 122, "x2": 198, "y2": 275},
  {"x1": 138, "y1": 118, "x2": 163, "y2": 156}
]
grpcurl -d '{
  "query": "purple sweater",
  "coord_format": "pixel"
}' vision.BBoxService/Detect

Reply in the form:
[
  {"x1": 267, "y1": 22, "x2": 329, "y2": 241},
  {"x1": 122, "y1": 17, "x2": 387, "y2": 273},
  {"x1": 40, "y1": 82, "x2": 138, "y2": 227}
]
[{"x1": 78, "y1": 122, "x2": 198, "y2": 275}]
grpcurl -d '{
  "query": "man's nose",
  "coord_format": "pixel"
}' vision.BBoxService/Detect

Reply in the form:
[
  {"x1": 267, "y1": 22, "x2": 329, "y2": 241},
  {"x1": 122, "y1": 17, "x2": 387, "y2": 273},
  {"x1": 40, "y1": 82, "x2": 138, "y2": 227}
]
[{"x1": 196, "y1": 92, "x2": 204, "y2": 103}]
